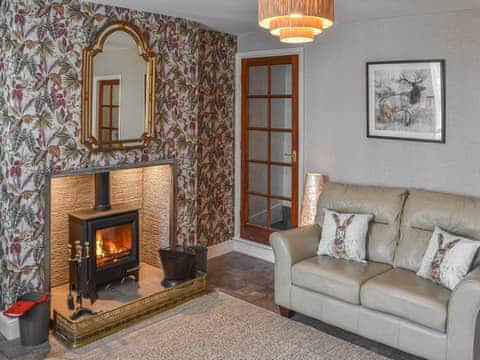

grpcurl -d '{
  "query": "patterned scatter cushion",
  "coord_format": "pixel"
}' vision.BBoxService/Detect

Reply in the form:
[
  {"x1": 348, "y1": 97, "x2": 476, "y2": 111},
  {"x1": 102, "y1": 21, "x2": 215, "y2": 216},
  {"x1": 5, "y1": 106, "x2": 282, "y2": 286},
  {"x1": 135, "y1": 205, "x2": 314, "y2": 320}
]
[
  {"x1": 417, "y1": 227, "x2": 480, "y2": 290},
  {"x1": 318, "y1": 209, "x2": 374, "y2": 262}
]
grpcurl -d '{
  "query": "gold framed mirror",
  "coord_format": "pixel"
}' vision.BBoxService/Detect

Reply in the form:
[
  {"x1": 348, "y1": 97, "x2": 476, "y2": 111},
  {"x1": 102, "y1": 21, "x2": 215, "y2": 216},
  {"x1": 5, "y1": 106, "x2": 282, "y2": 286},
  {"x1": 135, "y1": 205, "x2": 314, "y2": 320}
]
[{"x1": 81, "y1": 21, "x2": 156, "y2": 152}]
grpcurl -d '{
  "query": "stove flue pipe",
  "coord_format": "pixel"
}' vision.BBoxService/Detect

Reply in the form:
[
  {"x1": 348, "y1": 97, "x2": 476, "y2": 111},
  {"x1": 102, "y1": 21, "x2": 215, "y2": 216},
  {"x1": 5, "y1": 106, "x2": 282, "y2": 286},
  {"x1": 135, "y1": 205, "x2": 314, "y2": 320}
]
[{"x1": 94, "y1": 172, "x2": 111, "y2": 211}]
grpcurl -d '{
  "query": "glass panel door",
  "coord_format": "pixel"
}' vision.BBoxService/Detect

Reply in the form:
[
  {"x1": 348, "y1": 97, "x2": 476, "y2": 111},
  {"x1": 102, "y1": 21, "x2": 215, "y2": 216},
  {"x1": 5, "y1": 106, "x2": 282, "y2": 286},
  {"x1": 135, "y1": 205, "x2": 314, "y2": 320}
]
[
  {"x1": 98, "y1": 79, "x2": 120, "y2": 146},
  {"x1": 241, "y1": 55, "x2": 299, "y2": 244}
]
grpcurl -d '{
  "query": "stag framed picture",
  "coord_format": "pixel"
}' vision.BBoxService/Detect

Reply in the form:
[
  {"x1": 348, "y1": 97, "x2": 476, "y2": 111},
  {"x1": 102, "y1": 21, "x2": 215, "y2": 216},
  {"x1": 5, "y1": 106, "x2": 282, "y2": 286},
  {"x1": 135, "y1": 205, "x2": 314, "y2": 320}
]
[{"x1": 367, "y1": 60, "x2": 446, "y2": 143}]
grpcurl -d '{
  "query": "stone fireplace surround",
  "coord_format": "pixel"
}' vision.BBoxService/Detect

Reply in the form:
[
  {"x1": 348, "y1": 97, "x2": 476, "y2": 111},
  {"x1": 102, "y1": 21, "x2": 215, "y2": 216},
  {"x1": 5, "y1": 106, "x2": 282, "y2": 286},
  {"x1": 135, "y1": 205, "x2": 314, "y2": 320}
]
[{"x1": 46, "y1": 160, "x2": 176, "y2": 295}]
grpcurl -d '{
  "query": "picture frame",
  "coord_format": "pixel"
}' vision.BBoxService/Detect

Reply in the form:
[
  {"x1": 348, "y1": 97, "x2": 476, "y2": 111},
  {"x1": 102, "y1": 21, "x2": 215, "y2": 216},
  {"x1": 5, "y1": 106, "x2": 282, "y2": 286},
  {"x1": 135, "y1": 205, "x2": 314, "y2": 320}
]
[{"x1": 366, "y1": 60, "x2": 446, "y2": 143}]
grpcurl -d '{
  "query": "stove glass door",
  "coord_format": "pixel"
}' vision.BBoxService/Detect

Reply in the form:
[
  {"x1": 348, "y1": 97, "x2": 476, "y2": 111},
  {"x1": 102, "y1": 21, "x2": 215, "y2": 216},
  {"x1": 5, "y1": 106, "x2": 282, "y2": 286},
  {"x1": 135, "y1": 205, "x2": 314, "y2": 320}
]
[{"x1": 95, "y1": 223, "x2": 133, "y2": 267}]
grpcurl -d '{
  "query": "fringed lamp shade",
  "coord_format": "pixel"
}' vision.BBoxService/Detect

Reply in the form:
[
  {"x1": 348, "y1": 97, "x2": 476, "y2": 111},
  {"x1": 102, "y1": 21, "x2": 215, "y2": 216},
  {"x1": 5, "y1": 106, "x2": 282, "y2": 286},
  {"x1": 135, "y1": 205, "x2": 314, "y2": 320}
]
[
  {"x1": 300, "y1": 173, "x2": 328, "y2": 226},
  {"x1": 258, "y1": 0, "x2": 335, "y2": 43}
]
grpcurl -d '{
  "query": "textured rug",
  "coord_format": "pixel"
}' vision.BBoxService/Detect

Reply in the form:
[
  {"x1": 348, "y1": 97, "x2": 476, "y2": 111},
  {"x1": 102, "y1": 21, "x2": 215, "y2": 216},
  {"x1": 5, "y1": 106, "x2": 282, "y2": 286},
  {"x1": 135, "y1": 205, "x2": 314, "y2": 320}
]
[{"x1": 49, "y1": 291, "x2": 388, "y2": 360}]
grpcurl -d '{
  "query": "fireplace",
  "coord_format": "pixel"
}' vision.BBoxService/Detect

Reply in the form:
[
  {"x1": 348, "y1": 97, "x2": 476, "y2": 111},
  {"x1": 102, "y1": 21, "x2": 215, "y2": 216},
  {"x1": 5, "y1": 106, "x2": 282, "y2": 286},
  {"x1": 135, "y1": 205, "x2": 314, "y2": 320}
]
[{"x1": 68, "y1": 172, "x2": 140, "y2": 301}]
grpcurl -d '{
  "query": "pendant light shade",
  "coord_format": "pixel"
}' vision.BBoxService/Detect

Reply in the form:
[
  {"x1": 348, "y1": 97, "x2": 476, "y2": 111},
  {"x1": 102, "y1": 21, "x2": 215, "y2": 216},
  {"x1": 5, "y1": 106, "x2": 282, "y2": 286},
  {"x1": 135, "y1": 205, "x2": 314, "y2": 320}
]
[
  {"x1": 258, "y1": 0, "x2": 334, "y2": 43},
  {"x1": 279, "y1": 28, "x2": 315, "y2": 44}
]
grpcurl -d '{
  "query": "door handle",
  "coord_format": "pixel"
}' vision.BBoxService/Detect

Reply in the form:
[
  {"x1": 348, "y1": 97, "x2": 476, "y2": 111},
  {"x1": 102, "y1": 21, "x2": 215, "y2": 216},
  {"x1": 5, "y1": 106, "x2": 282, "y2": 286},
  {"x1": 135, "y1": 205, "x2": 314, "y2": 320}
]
[{"x1": 284, "y1": 150, "x2": 297, "y2": 164}]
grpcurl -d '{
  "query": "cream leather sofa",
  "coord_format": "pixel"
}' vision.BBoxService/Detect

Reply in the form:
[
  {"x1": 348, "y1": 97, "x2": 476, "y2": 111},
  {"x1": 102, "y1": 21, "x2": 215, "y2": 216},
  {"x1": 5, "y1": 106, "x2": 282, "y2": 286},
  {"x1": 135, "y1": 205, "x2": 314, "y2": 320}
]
[{"x1": 270, "y1": 182, "x2": 480, "y2": 360}]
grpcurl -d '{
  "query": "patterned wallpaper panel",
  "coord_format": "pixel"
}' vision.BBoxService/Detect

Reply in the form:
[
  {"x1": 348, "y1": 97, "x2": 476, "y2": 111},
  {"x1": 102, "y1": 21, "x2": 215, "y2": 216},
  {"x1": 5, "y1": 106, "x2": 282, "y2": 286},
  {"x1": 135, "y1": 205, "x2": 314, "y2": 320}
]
[
  {"x1": 0, "y1": 0, "x2": 236, "y2": 308},
  {"x1": 197, "y1": 29, "x2": 235, "y2": 246}
]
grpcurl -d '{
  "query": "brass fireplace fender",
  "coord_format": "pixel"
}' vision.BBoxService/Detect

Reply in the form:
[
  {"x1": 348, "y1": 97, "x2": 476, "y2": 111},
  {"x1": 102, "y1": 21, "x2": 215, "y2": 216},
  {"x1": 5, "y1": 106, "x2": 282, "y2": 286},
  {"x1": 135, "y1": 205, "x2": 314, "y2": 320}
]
[{"x1": 53, "y1": 273, "x2": 206, "y2": 348}]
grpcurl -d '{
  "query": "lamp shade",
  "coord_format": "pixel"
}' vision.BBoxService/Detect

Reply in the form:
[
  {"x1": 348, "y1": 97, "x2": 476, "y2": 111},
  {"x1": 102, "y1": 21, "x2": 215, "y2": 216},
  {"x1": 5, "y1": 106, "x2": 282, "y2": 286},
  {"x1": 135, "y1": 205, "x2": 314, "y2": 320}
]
[
  {"x1": 258, "y1": 0, "x2": 334, "y2": 43},
  {"x1": 300, "y1": 173, "x2": 327, "y2": 226}
]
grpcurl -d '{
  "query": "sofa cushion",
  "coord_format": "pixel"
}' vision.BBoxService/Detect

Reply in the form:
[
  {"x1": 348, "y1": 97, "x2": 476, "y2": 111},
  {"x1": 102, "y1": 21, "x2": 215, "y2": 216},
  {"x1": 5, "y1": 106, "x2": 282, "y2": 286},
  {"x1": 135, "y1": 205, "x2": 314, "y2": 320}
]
[
  {"x1": 318, "y1": 209, "x2": 374, "y2": 262},
  {"x1": 316, "y1": 182, "x2": 408, "y2": 265},
  {"x1": 360, "y1": 268, "x2": 451, "y2": 332},
  {"x1": 394, "y1": 189, "x2": 480, "y2": 272},
  {"x1": 292, "y1": 256, "x2": 391, "y2": 305},
  {"x1": 417, "y1": 227, "x2": 480, "y2": 290}
]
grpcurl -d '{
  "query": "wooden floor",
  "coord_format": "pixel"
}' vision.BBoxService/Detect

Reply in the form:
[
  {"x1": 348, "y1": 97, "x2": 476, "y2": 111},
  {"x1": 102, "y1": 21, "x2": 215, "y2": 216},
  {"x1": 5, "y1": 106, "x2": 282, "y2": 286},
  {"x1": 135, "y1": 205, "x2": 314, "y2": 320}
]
[
  {"x1": 2, "y1": 251, "x2": 420, "y2": 360},
  {"x1": 207, "y1": 251, "x2": 276, "y2": 312}
]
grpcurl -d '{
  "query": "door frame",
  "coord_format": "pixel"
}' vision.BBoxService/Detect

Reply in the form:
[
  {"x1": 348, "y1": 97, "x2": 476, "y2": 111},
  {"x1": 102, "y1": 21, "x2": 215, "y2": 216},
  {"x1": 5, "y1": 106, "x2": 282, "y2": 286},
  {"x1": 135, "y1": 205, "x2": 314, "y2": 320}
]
[{"x1": 234, "y1": 48, "x2": 304, "y2": 244}]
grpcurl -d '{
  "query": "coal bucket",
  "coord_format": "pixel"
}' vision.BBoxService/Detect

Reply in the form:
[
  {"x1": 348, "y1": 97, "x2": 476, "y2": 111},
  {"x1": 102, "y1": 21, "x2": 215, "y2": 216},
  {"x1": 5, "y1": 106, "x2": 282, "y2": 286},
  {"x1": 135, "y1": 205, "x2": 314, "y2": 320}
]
[{"x1": 159, "y1": 245, "x2": 196, "y2": 287}]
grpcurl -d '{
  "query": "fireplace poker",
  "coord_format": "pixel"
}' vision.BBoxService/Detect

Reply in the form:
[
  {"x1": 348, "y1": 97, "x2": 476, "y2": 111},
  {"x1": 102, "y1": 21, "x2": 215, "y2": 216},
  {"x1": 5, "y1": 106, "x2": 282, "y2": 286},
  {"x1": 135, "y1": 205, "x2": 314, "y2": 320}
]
[
  {"x1": 70, "y1": 240, "x2": 96, "y2": 321},
  {"x1": 75, "y1": 241, "x2": 82, "y2": 305},
  {"x1": 67, "y1": 244, "x2": 75, "y2": 310},
  {"x1": 84, "y1": 242, "x2": 98, "y2": 304}
]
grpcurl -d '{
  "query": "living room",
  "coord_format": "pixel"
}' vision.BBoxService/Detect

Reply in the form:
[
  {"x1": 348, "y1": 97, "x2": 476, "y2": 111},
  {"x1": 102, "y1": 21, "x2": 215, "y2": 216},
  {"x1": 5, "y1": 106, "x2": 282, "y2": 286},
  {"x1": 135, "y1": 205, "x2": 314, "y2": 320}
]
[{"x1": 1, "y1": 0, "x2": 480, "y2": 359}]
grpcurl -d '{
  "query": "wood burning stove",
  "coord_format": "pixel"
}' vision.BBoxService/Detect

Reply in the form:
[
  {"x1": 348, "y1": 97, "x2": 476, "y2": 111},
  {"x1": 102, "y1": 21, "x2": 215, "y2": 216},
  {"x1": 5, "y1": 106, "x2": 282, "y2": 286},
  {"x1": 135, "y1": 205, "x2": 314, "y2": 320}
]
[{"x1": 68, "y1": 172, "x2": 139, "y2": 302}]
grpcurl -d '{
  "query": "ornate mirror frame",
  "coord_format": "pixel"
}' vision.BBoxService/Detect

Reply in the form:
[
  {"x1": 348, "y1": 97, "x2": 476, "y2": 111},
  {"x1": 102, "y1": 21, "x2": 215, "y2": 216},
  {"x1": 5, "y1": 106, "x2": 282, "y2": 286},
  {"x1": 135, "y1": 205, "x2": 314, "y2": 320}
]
[{"x1": 81, "y1": 21, "x2": 156, "y2": 152}]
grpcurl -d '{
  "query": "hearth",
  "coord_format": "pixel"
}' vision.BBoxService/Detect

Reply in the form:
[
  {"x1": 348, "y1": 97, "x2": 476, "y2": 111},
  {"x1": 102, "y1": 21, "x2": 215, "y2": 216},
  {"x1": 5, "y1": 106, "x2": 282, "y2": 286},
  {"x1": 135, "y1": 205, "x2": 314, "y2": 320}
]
[
  {"x1": 68, "y1": 172, "x2": 140, "y2": 302},
  {"x1": 47, "y1": 161, "x2": 186, "y2": 346}
]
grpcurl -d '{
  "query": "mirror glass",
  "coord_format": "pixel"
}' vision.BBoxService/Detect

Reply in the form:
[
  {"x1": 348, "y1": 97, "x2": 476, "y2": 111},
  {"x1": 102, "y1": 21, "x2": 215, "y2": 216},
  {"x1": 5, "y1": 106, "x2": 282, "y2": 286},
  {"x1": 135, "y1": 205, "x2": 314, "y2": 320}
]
[
  {"x1": 92, "y1": 31, "x2": 146, "y2": 149},
  {"x1": 81, "y1": 21, "x2": 155, "y2": 153}
]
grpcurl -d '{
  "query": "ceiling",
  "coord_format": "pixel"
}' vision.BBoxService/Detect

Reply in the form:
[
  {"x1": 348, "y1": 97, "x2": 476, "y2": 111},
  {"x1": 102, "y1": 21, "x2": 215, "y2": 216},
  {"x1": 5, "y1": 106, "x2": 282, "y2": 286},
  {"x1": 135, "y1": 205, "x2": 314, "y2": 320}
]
[{"x1": 95, "y1": 0, "x2": 480, "y2": 35}]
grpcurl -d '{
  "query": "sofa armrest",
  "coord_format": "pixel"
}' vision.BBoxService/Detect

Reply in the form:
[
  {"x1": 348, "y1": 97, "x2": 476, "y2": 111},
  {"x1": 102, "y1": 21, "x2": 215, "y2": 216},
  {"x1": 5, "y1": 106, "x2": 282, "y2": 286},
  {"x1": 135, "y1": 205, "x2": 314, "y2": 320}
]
[
  {"x1": 447, "y1": 266, "x2": 480, "y2": 360},
  {"x1": 269, "y1": 224, "x2": 321, "y2": 309}
]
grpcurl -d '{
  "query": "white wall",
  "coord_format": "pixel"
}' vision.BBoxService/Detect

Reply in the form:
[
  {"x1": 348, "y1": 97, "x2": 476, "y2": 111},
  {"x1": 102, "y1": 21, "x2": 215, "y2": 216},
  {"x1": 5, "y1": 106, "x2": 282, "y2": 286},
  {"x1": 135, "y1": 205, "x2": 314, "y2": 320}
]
[{"x1": 238, "y1": 9, "x2": 480, "y2": 197}]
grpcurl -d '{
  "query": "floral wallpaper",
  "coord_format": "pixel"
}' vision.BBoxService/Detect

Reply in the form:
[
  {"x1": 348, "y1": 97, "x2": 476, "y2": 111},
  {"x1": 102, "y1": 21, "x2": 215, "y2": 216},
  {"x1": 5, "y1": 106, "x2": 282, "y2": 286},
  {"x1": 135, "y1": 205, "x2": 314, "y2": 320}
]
[
  {"x1": 0, "y1": 0, "x2": 236, "y2": 308},
  {"x1": 197, "y1": 29, "x2": 235, "y2": 247}
]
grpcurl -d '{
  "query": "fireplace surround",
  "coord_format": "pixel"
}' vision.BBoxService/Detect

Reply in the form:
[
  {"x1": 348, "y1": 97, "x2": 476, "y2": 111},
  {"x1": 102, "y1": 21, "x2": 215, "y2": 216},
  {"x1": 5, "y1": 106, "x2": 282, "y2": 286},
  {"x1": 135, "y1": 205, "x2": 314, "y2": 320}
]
[
  {"x1": 43, "y1": 160, "x2": 208, "y2": 347},
  {"x1": 46, "y1": 160, "x2": 176, "y2": 301}
]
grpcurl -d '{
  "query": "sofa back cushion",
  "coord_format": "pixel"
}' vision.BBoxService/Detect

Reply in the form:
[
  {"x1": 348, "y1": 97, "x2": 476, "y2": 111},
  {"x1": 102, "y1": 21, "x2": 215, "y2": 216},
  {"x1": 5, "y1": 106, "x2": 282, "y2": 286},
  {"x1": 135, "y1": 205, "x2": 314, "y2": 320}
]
[
  {"x1": 394, "y1": 189, "x2": 480, "y2": 272},
  {"x1": 316, "y1": 182, "x2": 408, "y2": 265}
]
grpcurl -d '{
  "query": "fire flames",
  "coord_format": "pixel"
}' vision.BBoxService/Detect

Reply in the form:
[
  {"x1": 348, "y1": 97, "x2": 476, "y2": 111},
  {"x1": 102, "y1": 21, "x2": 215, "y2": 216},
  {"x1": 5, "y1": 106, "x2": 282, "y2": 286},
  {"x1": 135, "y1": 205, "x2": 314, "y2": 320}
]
[{"x1": 95, "y1": 223, "x2": 133, "y2": 266}]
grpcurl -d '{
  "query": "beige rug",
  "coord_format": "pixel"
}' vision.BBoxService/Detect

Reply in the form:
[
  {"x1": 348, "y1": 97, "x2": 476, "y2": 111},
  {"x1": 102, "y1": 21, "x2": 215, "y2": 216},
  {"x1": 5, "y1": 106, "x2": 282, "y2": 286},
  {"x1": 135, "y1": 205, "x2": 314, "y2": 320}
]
[{"x1": 49, "y1": 291, "x2": 388, "y2": 360}]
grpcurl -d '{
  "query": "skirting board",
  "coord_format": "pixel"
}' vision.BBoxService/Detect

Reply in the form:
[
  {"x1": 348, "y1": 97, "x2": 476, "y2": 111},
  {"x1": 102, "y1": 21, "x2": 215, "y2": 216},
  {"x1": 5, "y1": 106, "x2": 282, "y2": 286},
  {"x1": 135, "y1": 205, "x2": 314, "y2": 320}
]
[
  {"x1": 0, "y1": 313, "x2": 19, "y2": 340},
  {"x1": 232, "y1": 238, "x2": 275, "y2": 263},
  {"x1": 207, "y1": 240, "x2": 234, "y2": 259},
  {"x1": 208, "y1": 238, "x2": 274, "y2": 263}
]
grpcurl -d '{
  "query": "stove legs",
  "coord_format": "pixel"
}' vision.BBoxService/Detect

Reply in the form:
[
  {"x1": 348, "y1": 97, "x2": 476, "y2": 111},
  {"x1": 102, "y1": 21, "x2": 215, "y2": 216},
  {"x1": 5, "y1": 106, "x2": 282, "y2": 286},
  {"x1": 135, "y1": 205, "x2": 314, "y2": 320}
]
[
  {"x1": 279, "y1": 306, "x2": 296, "y2": 318},
  {"x1": 126, "y1": 266, "x2": 140, "y2": 282}
]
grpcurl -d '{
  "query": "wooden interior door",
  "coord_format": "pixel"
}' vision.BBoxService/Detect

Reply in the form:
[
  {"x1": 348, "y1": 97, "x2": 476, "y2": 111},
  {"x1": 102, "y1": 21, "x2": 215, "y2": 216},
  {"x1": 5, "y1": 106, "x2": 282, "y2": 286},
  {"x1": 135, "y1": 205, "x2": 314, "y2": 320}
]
[
  {"x1": 98, "y1": 79, "x2": 120, "y2": 145},
  {"x1": 241, "y1": 55, "x2": 299, "y2": 245}
]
